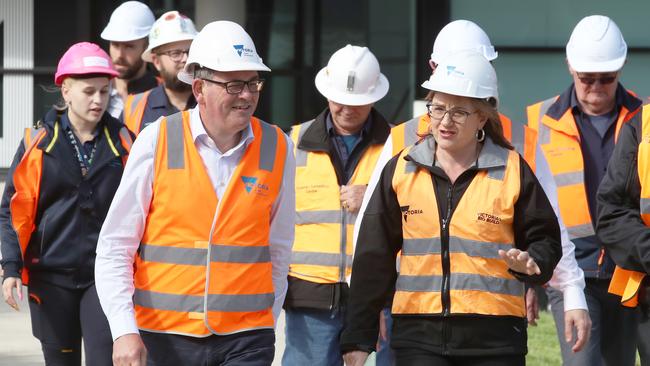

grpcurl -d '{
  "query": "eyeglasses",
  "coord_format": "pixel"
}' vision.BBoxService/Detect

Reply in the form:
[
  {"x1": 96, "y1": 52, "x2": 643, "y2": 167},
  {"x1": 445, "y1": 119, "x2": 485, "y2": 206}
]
[
  {"x1": 201, "y1": 78, "x2": 265, "y2": 94},
  {"x1": 426, "y1": 103, "x2": 478, "y2": 124},
  {"x1": 156, "y1": 49, "x2": 190, "y2": 62},
  {"x1": 577, "y1": 73, "x2": 618, "y2": 85}
]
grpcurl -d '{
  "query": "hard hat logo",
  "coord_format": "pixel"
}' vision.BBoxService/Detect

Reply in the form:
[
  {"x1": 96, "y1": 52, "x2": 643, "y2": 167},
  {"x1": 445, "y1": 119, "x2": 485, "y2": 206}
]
[
  {"x1": 446, "y1": 66, "x2": 464, "y2": 76},
  {"x1": 233, "y1": 45, "x2": 255, "y2": 58},
  {"x1": 346, "y1": 72, "x2": 356, "y2": 92}
]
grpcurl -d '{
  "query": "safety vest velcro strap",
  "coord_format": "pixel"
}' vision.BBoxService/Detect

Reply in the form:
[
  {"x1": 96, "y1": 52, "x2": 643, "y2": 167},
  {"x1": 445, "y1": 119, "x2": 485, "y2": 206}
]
[
  {"x1": 396, "y1": 273, "x2": 524, "y2": 297},
  {"x1": 134, "y1": 289, "x2": 275, "y2": 312},
  {"x1": 553, "y1": 171, "x2": 583, "y2": 187},
  {"x1": 566, "y1": 223, "x2": 595, "y2": 240},
  {"x1": 641, "y1": 198, "x2": 650, "y2": 215},
  {"x1": 291, "y1": 251, "x2": 353, "y2": 266},
  {"x1": 296, "y1": 210, "x2": 355, "y2": 224},
  {"x1": 210, "y1": 244, "x2": 271, "y2": 263},
  {"x1": 402, "y1": 237, "x2": 512, "y2": 259}
]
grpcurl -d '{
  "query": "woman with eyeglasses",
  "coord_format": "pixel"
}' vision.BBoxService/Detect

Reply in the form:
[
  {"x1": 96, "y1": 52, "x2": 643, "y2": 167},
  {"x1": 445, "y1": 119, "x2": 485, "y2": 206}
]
[
  {"x1": 0, "y1": 42, "x2": 134, "y2": 366},
  {"x1": 340, "y1": 51, "x2": 562, "y2": 366}
]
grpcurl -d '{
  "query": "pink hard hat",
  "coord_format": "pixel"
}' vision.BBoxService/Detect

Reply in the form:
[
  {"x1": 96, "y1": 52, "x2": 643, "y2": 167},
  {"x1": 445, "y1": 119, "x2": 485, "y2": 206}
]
[{"x1": 54, "y1": 42, "x2": 119, "y2": 86}]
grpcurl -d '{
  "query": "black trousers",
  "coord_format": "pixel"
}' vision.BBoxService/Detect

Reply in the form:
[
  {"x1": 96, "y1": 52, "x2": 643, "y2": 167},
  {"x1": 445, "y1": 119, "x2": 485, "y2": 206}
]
[
  {"x1": 142, "y1": 328, "x2": 275, "y2": 366},
  {"x1": 27, "y1": 281, "x2": 112, "y2": 366},
  {"x1": 394, "y1": 347, "x2": 525, "y2": 366}
]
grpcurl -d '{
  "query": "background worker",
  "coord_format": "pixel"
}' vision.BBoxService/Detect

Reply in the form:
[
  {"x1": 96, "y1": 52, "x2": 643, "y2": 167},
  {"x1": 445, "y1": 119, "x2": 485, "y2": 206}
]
[
  {"x1": 526, "y1": 15, "x2": 641, "y2": 366},
  {"x1": 596, "y1": 95, "x2": 650, "y2": 366},
  {"x1": 95, "y1": 21, "x2": 294, "y2": 366},
  {"x1": 341, "y1": 51, "x2": 562, "y2": 366},
  {"x1": 1, "y1": 42, "x2": 133, "y2": 366},
  {"x1": 283, "y1": 44, "x2": 390, "y2": 366},
  {"x1": 101, "y1": 1, "x2": 157, "y2": 117},
  {"x1": 355, "y1": 19, "x2": 591, "y2": 362},
  {"x1": 124, "y1": 10, "x2": 198, "y2": 136}
]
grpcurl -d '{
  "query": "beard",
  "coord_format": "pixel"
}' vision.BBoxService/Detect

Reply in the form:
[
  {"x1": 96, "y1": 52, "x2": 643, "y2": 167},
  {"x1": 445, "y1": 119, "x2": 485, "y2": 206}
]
[
  {"x1": 114, "y1": 57, "x2": 145, "y2": 80},
  {"x1": 160, "y1": 66, "x2": 191, "y2": 93}
]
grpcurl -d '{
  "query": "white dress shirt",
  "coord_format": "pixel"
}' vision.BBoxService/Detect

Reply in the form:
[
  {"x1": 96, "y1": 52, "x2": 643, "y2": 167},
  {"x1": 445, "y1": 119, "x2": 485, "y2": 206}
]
[
  {"x1": 95, "y1": 107, "x2": 295, "y2": 340},
  {"x1": 354, "y1": 131, "x2": 587, "y2": 312}
]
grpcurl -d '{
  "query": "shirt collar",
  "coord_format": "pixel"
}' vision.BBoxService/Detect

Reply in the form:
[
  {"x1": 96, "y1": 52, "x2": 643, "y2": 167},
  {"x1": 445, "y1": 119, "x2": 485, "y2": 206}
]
[
  {"x1": 60, "y1": 109, "x2": 102, "y2": 137},
  {"x1": 189, "y1": 106, "x2": 254, "y2": 155}
]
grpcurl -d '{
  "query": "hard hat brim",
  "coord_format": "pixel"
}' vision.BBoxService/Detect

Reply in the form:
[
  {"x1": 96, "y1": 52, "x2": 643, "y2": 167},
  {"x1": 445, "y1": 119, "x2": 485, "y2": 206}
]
[
  {"x1": 420, "y1": 79, "x2": 498, "y2": 105},
  {"x1": 142, "y1": 35, "x2": 196, "y2": 62},
  {"x1": 567, "y1": 55, "x2": 626, "y2": 73},
  {"x1": 101, "y1": 26, "x2": 151, "y2": 42},
  {"x1": 55, "y1": 68, "x2": 120, "y2": 86},
  {"x1": 314, "y1": 67, "x2": 389, "y2": 106}
]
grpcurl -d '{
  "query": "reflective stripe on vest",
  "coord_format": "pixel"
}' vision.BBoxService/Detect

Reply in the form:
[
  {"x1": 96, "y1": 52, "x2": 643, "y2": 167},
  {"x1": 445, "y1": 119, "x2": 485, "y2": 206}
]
[
  {"x1": 124, "y1": 90, "x2": 151, "y2": 136},
  {"x1": 390, "y1": 113, "x2": 537, "y2": 170},
  {"x1": 134, "y1": 111, "x2": 287, "y2": 336},
  {"x1": 390, "y1": 143, "x2": 525, "y2": 317},
  {"x1": 610, "y1": 103, "x2": 650, "y2": 307},
  {"x1": 527, "y1": 95, "x2": 638, "y2": 242},
  {"x1": 289, "y1": 121, "x2": 383, "y2": 284}
]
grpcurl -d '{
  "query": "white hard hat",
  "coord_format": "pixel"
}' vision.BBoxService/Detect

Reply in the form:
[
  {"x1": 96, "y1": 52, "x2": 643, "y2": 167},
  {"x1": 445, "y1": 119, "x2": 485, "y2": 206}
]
[
  {"x1": 314, "y1": 45, "x2": 389, "y2": 106},
  {"x1": 566, "y1": 15, "x2": 627, "y2": 73},
  {"x1": 431, "y1": 20, "x2": 497, "y2": 64},
  {"x1": 101, "y1": 1, "x2": 155, "y2": 42},
  {"x1": 422, "y1": 50, "x2": 498, "y2": 105},
  {"x1": 178, "y1": 21, "x2": 270, "y2": 84},
  {"x1": 142, "y1": 11, "x2": 197, "y2": 62}
]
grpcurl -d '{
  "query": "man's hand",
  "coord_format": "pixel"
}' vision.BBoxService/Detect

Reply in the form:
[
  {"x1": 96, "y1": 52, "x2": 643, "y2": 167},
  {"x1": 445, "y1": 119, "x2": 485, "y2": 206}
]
[
  {"x1": 525, "y1": 287, "x2": 539, "y2": 326},
  {"x1": 2, "y1": 277, "x2": 22, "y2": 311},
  {"x1": 343, "y1": 350, "x2": 370, "y2": 366},
  {"x1": 498, "y1": 249, "x2": 541, "y2": 275},
  {"x1": 565, "y1": 309, "x2": 591, "y2": 352},
  {"x1": 340, "y1": 185, "x2": 367, "y2": 214},
  {"x1": 113, "y1": 333, "x2": 147, "y2": 366}
]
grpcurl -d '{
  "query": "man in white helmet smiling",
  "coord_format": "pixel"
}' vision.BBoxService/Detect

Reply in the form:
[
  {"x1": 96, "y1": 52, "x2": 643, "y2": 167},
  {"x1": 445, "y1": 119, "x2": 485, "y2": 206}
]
[
  {"x1": 95, "y1": 21, "x2": 295, "y2": 366},
  {"x1": 283, "y1": 44, "x2": 390, "y2": 366},
  {"x1": 527, "y1": 15, "x2": 641, "y2": 366}
]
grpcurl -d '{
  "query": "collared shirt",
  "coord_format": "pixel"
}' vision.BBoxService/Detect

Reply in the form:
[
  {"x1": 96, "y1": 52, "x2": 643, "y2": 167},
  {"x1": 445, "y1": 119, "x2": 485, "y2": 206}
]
[
  {"x1": 570, "y1": 88, "x2": 621, "y2": 226},
  {"x1": 60, "y1": 111, "x2": 101, "y2": 157},
  {"x1": 94, "y1": 106, "x2": 295, "y2": 340},
  {"x1": 355, "y1": 119, "x2": 588, "y2": 311},
  {"x1": 326, "y1": 112, "x2": 373, "y2": 182},
  {"x1": 140, "y1": 84, "x2": 197, "y2": 131}
]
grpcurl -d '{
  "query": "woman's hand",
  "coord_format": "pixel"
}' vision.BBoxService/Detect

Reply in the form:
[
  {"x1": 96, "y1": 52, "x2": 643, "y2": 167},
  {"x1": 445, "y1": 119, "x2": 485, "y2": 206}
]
[
  {"x1": 498, "y1": 248, "x2": 540, "y2": 275},
  {"x1": 343, "y1": 350, "x2": 370, "y2": 366},
  {"x1": 2, "y1": 277, "x2": 23, "y2": 311}
]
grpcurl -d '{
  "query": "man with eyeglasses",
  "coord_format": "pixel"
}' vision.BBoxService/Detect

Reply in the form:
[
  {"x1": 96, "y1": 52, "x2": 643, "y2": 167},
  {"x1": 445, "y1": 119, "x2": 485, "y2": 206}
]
[
  {"x1": 282, "y1": 44, "x2": 390, "y2": 366},
  {"x1": 101, "y1": 1, "x2": 158, "y2": 118},
  {"x1": 95, "y1": 21, "x2": 294, "y2": 366},
  {"x1": 526, "y1": 15, "x2": 641, "y2": 366},
  {"x1": 123, "y1": 11, "x2": 198, "y2": 136}
]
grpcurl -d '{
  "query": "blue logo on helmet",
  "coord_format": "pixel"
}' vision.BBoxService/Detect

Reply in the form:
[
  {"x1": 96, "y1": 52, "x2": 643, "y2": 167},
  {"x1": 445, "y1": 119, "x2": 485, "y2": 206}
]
[{"x1": 233, "y1": 45, "x2": 244, "y2": 57}]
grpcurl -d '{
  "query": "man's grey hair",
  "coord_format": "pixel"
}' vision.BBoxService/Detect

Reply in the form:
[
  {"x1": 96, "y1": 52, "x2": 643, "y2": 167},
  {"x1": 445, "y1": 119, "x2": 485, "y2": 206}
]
[{"x1": 193, "y1": 67, "x2": 216, "y2": 80}]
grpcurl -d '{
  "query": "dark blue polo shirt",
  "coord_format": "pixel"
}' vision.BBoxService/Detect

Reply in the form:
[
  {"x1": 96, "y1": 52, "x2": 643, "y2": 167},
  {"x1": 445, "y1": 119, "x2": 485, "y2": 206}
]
[
  {"x1": 326, "y1": 112, "x2": 373, "y2": 182},
  {"x1": 139, "y1": 84, "x2": 197, "y2": 130}
]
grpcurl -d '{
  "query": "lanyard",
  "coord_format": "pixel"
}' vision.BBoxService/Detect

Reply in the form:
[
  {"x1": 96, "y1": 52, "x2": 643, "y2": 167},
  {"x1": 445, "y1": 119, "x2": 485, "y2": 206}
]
[{"x1": 66, "y1": 128, "x2": 97, "y2": 177}]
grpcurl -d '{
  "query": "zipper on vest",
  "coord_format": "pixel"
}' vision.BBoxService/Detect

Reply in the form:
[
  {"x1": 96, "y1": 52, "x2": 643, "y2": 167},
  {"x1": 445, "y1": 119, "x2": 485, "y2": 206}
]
[
  {"x1": 339, "y1": 208, "x2": 347, "y2": 284},
  {"x1": 441, "y1": 183, "x2": 453, "y2": 317}
]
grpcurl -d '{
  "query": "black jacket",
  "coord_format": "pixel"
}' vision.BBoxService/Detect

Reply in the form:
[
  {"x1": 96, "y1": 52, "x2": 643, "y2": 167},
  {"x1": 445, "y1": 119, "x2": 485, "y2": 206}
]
[
  {"x1": 283, "y1": 107, "x2": 390, "y2": 310},
  {"x1": 0, "y1": 109, "x2": 132, "y2": 288},
  {"x1": 340, "y1": 136, "x2": 561, "y2": 356},
  {"x1": 596, "y1": 116, "x2": 650, "y2": 275}
]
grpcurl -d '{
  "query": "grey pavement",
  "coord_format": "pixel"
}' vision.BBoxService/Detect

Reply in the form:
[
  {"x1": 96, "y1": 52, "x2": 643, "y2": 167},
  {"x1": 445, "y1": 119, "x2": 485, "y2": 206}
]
[{"x1": 0, "y1": 286, "x2": 42, "y2": 366}]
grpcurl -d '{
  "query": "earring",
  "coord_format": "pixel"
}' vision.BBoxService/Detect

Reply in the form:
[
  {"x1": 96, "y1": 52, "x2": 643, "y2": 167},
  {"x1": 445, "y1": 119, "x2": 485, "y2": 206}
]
[{"x1": 476, "y1": 128, "x2": 486, "y2": 142}]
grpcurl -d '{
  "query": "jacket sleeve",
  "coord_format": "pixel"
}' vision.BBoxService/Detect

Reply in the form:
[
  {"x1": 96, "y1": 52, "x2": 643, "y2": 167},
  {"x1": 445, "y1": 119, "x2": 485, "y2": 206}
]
[
  {"x1": 0, "y1": 141, "x2": 27, "y2": 280},
  {"x1": 512, "y1": 155, "x2": 562, "y2": 284},
  {"x1": 596, "y1": 121, "x2": 649, "y2": 273},
  {"x1": 340, "y1": 155, "x2": 403, "y2": 353}
]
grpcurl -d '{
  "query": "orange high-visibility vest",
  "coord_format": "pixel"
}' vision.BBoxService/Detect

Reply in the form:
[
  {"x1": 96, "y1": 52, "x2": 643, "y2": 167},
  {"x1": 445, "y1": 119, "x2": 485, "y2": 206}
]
[
  {"x1": 123, "y1": 90, "x2": 152, "y2": 136},
  {"x1": 133, "y1": 111, "x2": 287, "y2": 336},
  {"x1": 288, "y1": 120, "x2": 383, "y2": 284},
  {"x1": 609, "y1": 103, "x2": 650, "y2": 307},
  {"x1": 391, "y1": 113, "x2": 536, "y2": 171},
  {"x1": 527, "y1": 95, "x2": 639, "y2": 244},
  {"x1": 390, "y1": 139, "x2": 524, "y2": 316},
  {"x1": 10, "y1": 123, "x2": 132, "y2": 285}
]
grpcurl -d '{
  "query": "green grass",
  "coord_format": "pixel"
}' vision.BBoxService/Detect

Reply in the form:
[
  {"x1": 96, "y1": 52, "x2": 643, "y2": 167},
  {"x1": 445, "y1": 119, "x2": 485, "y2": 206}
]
[{"x1": 527, "y1": 311, "x2": 641, "y2": 366}]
